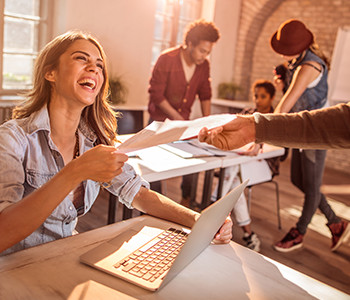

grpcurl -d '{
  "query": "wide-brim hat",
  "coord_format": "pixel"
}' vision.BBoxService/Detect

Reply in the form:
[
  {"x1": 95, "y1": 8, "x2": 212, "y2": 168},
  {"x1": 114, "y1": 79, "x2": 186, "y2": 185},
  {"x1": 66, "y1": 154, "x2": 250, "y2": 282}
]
[{"x1": 270, "y1": 19, "x2": 314, "y2": 56}]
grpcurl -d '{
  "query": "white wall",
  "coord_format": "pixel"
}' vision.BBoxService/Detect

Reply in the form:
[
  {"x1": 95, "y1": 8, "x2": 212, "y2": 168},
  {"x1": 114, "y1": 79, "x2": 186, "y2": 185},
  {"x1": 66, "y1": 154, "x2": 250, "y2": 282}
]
[
  {"x1": 191, "y1": 0, "x2": 241, "y2": 118},
  {"x1": 211, "y1": 0, "x2": 241, "y2": 98},
  {"x1": 53, "y1": 0, "x2": 157, "y2": 108},
  {"x1": 52, "y1": 0, "x2": 241, "y2": 110}
]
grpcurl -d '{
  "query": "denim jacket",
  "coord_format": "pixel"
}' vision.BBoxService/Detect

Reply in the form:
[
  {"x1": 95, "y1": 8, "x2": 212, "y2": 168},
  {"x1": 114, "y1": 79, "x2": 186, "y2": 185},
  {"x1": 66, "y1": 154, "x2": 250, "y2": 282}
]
[
  {"x1": 289, "y1": 49, "x2": 328, "y2": 112},
  {"x1": 0, "y1": 106, "x2": 149, "y2": 255}
]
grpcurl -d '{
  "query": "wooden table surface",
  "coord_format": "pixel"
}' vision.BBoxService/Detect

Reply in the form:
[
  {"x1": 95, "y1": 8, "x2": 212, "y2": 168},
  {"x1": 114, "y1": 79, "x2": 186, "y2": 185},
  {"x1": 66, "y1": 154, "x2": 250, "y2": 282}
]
[{"x1": 1, "y1": 215, "x2": 348, "y2": 300}]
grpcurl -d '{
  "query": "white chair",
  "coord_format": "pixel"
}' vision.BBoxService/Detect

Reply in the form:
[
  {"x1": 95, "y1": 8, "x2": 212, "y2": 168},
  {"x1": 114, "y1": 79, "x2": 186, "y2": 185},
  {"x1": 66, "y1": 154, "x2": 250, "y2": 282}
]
[{"x1": 240, "y1": 159, "x2": 282, "y2": 229}]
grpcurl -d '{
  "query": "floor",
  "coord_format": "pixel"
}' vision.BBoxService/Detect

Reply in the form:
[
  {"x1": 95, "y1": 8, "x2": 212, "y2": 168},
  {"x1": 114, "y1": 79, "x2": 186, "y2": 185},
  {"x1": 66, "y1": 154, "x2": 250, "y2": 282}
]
[{"x1": 76, "y1": 157, "x2": 350, "y2": 295}]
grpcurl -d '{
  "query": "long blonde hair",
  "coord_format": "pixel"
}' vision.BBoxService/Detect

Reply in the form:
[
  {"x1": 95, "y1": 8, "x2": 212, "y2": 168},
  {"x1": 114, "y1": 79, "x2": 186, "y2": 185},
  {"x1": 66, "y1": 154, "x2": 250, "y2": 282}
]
[
  {"x1": 309, "y1": 42, "x2": 331, "y2": 70},
  {"x1": 12, "y1": 30, "x2": 118, "y2": 146}
]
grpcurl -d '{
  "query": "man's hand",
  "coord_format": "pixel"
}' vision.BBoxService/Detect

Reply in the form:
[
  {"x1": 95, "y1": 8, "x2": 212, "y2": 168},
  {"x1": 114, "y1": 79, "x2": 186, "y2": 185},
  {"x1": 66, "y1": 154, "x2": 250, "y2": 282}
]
[{"x1": 198, "y1": 115, "x2": 256, "y2": 150}]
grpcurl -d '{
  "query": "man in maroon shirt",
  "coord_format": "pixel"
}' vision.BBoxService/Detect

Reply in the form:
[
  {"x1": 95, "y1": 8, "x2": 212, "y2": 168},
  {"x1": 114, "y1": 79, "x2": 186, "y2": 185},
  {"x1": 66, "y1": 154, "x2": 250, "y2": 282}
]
[{"x1": 148, "y1": 19, "x2": 220, "y2": 205}]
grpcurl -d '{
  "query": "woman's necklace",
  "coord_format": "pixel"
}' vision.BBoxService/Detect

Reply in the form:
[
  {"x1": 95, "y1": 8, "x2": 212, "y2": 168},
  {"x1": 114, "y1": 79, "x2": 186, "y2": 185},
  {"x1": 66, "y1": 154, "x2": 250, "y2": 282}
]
[
  {"x1": 73, "y1": 130, "x2": 80, "y2": 159},
  {"x1": 72, "y1": 129, "x2": 84, "y2": 214}
]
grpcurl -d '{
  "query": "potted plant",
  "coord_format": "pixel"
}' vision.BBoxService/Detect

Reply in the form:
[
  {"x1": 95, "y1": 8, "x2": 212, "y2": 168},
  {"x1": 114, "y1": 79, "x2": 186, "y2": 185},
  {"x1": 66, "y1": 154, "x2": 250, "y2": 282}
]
[
  {"x1": 217, "y1": 81, "x2": 241, "y2": 100},
  {"x1": 108, "y1": 76, "x2": 128, "y2": 105}
]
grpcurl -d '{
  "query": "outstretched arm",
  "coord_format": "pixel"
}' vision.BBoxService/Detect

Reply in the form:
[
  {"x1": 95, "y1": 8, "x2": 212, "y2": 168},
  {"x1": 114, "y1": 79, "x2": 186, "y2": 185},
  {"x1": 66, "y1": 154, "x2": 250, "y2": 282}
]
[{"x1": 255, "y1": 103, "x2": 350, "y2": 149}]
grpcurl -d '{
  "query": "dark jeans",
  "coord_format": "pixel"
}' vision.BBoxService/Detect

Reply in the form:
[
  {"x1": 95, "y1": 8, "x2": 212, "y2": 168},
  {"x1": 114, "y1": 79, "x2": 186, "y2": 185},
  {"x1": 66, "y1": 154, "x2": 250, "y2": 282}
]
[{"x1": 291, "y1": 149, "x2": 340, "y2": 234}]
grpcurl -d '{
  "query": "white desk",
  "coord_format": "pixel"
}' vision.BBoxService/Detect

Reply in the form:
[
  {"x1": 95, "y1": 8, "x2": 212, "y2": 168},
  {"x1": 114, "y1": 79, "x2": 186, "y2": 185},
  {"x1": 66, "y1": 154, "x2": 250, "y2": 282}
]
[
  {"x1": 107, "y1": 143, "x2": 285, "y2": 222},
  {"x1": 220, "y1": 144, "x2": 285, "y2": 168},
  {"x1": 0, "y1": 215, "x2": 347, "y2": 299},
  {"x1": 132, "y1": 143, "x2": 283, "y2": 205},
  {"x1": 126, "y1": 143, "x2": 284, "y2": 180},
  {"x1": 107, "y1": 146, "x2": 223, "y2": 221},
  {"x1": 127, "y1": 145, "x2": 222, "y2": 183}
]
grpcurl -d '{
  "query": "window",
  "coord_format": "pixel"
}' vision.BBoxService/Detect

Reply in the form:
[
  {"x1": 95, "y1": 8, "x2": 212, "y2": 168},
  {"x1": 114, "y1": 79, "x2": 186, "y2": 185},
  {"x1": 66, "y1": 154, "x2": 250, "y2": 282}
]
[
  {"x1": 0, "y1": 0, "x2": 51, "y2": 95},
  {"x1": 151, "y1": 0, "x2": 202, "y2": 65}
]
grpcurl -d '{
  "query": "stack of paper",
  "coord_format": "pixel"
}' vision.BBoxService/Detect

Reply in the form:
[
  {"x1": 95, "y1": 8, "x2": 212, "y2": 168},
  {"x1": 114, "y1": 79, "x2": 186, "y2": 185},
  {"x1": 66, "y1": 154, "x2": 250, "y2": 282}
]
[
  {"x1": 117, "y1": 114, "x2": 236, "y2": 153},
  {"x1": 159, "y1": 141, "x2": 215, "y2": 158}
]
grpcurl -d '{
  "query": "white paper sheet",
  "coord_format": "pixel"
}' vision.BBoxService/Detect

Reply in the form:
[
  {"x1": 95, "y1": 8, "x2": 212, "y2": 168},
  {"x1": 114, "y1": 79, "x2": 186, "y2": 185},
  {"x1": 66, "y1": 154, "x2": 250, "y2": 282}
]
[{"x1": 117, "y1": 114, "x2": 236, "y2": 153}]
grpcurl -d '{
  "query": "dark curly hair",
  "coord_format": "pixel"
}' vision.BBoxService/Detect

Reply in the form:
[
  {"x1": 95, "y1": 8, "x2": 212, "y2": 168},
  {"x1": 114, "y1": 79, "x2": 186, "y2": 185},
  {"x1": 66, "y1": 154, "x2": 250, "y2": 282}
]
[
  {"x1": 274, "y1": 63, "x2": 291, "y2": 94},
  {"x1": 253, "y1": 80, "x2": 276, "y2": 98},
  {"x1": 184, "y1": 19, "x2": 220, "y2": 46}
]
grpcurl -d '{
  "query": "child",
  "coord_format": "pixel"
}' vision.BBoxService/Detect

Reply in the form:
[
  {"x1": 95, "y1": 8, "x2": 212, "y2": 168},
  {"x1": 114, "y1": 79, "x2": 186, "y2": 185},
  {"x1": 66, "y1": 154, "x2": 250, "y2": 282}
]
[{"x1": 211, "y1": 80, "x2": 279, "y2": 252}]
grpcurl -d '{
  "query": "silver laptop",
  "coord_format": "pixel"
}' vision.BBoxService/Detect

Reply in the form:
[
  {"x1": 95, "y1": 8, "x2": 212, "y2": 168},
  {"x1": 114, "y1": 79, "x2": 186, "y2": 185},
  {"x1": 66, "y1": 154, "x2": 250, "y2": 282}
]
[{"x1": 80, "y1": 180, "x2": 248, "y2": 291}]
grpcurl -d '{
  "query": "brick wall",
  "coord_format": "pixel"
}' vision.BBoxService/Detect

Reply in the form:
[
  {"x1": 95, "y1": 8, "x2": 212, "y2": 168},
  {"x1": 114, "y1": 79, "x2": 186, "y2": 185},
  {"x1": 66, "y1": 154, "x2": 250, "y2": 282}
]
[{"x1": 233, "y1": 0, "x2": 350, "y2": 174}]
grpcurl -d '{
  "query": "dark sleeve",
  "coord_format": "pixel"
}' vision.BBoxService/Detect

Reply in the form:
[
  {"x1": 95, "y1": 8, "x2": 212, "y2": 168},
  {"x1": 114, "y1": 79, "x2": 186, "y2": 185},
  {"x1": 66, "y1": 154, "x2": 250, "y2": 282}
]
[
  {"x1": 254, "y1": 102, "x2": 350, "y2": 149},
  {"x1": 148, "y1": 54, "x2": 168, "y2": 106},
  {"x1": 197, "y1": 60, "x2": 212, "y2": 101}
]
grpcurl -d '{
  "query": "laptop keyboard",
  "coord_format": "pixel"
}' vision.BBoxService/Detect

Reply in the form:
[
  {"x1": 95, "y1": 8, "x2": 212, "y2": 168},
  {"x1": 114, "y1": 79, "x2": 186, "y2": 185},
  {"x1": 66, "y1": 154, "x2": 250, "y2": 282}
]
[{"x1": 114, "y1": 228, "x2": 188, "y2": 282}]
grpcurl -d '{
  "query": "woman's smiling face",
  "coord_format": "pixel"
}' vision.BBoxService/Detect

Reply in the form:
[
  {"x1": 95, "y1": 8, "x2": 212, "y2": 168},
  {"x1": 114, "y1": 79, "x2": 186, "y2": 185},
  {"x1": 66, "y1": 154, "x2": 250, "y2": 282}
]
[{"x1": 45, "y1": 39, "x2": 105, "y2": 108}]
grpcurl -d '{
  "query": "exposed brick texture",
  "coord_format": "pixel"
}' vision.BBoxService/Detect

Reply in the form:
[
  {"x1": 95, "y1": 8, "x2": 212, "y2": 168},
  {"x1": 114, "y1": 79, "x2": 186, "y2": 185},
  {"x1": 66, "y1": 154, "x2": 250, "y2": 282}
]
[{"x1": 233, "y1": 0, "x2": 350, "y2": 174}]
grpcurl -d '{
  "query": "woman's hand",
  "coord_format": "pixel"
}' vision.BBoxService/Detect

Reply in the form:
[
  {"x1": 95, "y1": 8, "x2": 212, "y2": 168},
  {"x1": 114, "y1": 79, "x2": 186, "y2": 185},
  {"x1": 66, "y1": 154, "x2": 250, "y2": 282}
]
[
  {"x1": 273, "y1": 75, "x2": 285, "y2": 93},
  {"x1": 213, "y1": 215, "x2": 233, "y2": 244},
  {"x1": 74, "y1": 144, "x2": 128, "y2": 183}
]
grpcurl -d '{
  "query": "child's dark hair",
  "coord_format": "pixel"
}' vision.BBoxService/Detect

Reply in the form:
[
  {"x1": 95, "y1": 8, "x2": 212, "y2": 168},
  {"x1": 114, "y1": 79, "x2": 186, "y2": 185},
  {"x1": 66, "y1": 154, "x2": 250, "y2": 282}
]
[
  {"x1": 253, "y1": 80, "x2": 276, "y2": 98},
  {"x1": 184, "y1": 19, "x2": 220, "y2": 46}
]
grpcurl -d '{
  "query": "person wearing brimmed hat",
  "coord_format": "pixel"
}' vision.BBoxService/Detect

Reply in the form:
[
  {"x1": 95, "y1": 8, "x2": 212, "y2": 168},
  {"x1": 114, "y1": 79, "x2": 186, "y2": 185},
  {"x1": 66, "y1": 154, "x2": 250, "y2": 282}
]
[{"x1": 270, "y1": 19, "x2": 349, "y2": 253}]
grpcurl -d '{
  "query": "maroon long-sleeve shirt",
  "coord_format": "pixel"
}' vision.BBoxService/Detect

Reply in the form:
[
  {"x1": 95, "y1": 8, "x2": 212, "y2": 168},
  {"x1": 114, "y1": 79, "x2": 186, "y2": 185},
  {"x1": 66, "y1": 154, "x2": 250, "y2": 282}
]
[{"x1": 148, "y1": 46, "x2": 212, "y2": 121}]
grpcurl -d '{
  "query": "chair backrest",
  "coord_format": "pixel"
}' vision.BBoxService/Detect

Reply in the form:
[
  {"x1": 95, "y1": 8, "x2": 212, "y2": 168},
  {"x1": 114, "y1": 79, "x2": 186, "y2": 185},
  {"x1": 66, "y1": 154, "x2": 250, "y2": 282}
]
[
  {"x1": 240, "y1": 159, "x2": 272, "y2": 186},
  {"x1": 0, "y1": 105, "x2": 14, "y2": 125}
]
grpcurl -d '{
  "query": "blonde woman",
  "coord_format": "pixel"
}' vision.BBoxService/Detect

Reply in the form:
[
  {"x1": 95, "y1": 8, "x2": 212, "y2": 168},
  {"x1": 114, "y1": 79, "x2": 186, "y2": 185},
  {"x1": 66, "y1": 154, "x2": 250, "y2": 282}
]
[{"x1": 0, "y1": 31, "x2": 232, "y2": 255}]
